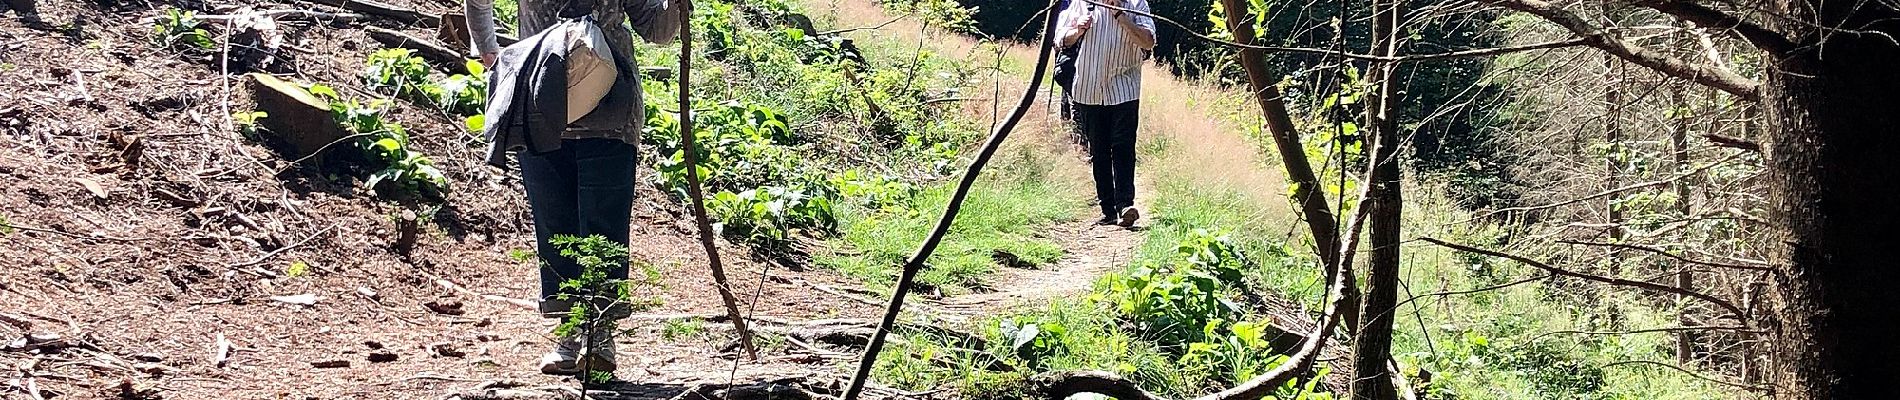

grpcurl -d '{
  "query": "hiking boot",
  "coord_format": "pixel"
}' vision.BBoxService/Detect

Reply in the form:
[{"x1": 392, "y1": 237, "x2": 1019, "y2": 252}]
[
  {"x1": 1094, "y1": 216, "x2": 1118, "y2": 226},
  {"x1": 538, "y1": 335, "x2": 583, "y2": 375},
  {"x1": 1117, "y1": 206, "x2": 1141, "y2": 227},
  {"x1": 580, "y1": 331, "x2": 617, "y2": 373}
]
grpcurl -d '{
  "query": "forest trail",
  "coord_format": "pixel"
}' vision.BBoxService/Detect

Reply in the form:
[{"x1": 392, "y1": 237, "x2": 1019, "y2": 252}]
[
  {"x1": 0, "y1": 0, "x2": 1292, "y2": 398},
  {"x1": 817, "y1": 0, "x2": 1293, "y2": 319}
]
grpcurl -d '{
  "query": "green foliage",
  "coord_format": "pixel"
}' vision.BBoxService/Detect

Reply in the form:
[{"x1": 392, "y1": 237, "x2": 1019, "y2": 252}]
[
  {"x1": 365, "y1": 50, "x2": 489, "y2": 116},
  {"x1": 706, "y1": 184, "x2": 838, "y2": 245},
  {"x1": 153, "y1": 8, "x2": 214, "y2": 50},
  {"x1": 547, "y1": 235, "x2": 654, "y2": 338},
  {"x1": 0, "y1": 214, "x2": 13, "y2": 235},
  {"x1": 308, "y1": 84, "x2": 451, "y2": 198},
  {"x1": 493, "y1": 0, "x2": 520, "y2": 33},
  {"x1": 995, "y1": 317, "x2": 1068, "y2": 370},
  {"x1": 1098, "y1": 229, "x2": 1249, "y2": 347}
]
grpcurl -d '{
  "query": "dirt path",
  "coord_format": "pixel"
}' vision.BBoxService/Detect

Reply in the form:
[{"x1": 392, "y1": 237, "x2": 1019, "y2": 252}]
[{"x1": 935, "y1": 198, "x2": 1145, "y2": 316}]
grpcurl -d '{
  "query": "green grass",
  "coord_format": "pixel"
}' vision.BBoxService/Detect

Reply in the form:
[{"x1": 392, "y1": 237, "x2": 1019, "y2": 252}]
[
  {"x1": 661, "y1": 318, "x2": 706, "y2": 342},
  {"x1": 819, "y1": 145, "x2": 1085, "y2": 294}
]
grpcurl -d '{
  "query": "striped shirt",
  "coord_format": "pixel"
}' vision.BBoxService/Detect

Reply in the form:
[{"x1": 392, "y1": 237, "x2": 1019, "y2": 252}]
[{"x1": 1057, "y1": 0, "x2": 1155, "y2": 106}]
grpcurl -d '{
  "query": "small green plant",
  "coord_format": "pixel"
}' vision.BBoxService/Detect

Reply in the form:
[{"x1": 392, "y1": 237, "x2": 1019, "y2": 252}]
[
  {"x1": 233, "y1": 110, "x2": 268, "y2": 139},
  {"x1": 153, "y1": 8, "x2": 214, "y2": 50},
  {"x1": 660, "y1": 318, "x2": 706, "y2": 342},
  {"x1": 286, "y1": 261, "x2": 310, "y2": 277},
  {"x1": 995, "y1": 317, "x2": 1068, "y2": 370},
  {"x1": 308, "y1": 84, "x2": 450, "y2": 198},
  {"x1": 365, "y1": 50, "x2": 488, "y2": 116},
  {"x1": 0, "y1": 214, "x2": 13, "y2": 235},
  {"x1": 508, "y1": 248, "x2": 536, "y2": 263},
  {"x1": 365, "y1": 48, "x2": 431, "y2": 96},
  {"x1": 545, "y1": 235, "x2": 664, "y2": 386}
]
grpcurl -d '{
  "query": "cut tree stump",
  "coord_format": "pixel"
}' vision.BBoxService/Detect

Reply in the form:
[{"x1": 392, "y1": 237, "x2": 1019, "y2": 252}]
[{"x1": 246, "y1": 73, "x2": 347, "y2": 162}]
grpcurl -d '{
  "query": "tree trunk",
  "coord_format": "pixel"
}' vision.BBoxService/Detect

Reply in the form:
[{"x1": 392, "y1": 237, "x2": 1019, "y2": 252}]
[
  {"x1": 1349, "y1": 0, "x2": 1401, "y2": 396},
  {"x1": 1216, "y1": 0, "x2": 1359, "y2": 333},
  {"x1": 1669, "y1": 88, "x2": 1696, "y2": 365},
  {"x1": 1763, "y1": 0, "x2": 1900, "y2": 396},
  {"x1": 1604, "y1": 57, "x2": 1624, "y2": 247}
]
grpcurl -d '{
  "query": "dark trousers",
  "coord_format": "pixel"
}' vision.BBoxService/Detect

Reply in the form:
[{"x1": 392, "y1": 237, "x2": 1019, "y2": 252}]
[
  {"x1": 1076, "y1": 100, "x2": 1139, "y2": 218},
  {"x1": 519, "y1": 138, "x2": 637, "y2": 317}
]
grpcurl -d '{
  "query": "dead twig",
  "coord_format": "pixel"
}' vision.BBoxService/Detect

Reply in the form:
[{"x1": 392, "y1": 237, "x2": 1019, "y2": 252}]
[
  {"x1": 225, "y1": 222, "x2": 339, "y2": 269},
  {"x1": 1557, "y1": 240, "x2": 1777, "y2": 271},
  {"x1": 820, "y1": 16, "x2": 905, "y2": 35}
]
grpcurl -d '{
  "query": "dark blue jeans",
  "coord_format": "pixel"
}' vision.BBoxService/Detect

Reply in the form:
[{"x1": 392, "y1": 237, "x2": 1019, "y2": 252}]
[
  {"x1": 1076, "y1": 100, "x2": 1139, "y2": 219},
  {"x1": 519, "y1": 138, "x2": 637, "y2": 318}
]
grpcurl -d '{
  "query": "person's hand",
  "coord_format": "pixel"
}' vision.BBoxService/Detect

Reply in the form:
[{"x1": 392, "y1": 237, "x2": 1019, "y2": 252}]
[
  {"x1": 480, "y1": 52, "x2": 498, "y2": 68},
  {"x1": 1073, "y1": 12, "x2": 1094, "y2": 31}
]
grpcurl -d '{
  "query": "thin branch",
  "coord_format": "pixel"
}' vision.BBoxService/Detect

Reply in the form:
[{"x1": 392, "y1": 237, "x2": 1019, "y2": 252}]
[
  {"x1": 1485, "y1": 0, "x2": 1762, "y2": 100},
  {"x1": 1701, "y1": 133, "x2": 1762, "y2": 152},
  {"x1": 1075, "y1": 0, "x2": 1590, "y2": 62},
  {"x1": 1419, "y1": 237, "x2": 1749, "y2": 320},
  {"x1": 1530, "y1": 325, "x2": 1758, "y2": 342},
  {"x1": 1557, "y1": 240, "x2": 1777, "y2": 271},
  {"x1": 1459, "y1": 154, "x2": 1739, "y2": 223},
  {"x1": 1632, "y1": 0, "x2": 1796, "y2": 54},
  {"x1": 226, "y1": 222, "x2": 341, "y2": 269},
  {"x1": 1600, "y1": 360, "x2": 1772, "y2": 391},
  {"x1": 820, "y1": 16, "x2": 905, "y2": 35},
  {"x1": 1395, "y1": 272, "x2": 1554, "y2": 312}
]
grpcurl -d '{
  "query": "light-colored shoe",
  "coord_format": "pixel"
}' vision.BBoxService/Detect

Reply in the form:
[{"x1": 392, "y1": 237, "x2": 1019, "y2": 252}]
[
  {"x1": 580, "y1": 331, "x2": 616, "y2": 373},
  {"x1": 538, "y1": 335, "x2": 582, "y2": 375}
]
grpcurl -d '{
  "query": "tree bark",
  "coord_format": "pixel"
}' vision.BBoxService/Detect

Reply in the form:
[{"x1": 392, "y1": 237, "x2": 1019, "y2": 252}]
[
  {"x1": 1216, "y1": 0, "x2": 1360, "y2": 334},
  {"x1": 1762, "y1": 1, "x2": 1900, "y2": 395},
  {"x1": 1349, "y1": 0, "x2": 1401, "y2": 396}
]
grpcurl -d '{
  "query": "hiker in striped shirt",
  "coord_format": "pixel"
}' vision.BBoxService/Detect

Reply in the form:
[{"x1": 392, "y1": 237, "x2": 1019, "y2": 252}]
[{"x1": 1056, "y1": 0, "x2": 1155, "y2": 227}]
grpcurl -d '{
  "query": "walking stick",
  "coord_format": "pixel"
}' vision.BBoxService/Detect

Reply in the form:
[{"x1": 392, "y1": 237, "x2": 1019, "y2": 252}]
[{"x1": 676, "y1": 0, "x2": 759, "y2": 359}]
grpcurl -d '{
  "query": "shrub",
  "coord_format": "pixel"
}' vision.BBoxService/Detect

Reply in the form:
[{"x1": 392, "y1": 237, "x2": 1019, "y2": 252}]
[{"x1": 308, "y1": 84, "x2": 450, "y2": 198}]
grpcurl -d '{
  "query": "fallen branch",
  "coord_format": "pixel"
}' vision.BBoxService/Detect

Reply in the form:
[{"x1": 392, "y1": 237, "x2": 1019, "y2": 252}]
[
  {"x1": 365, "y1": 27, "x2": 472, "y2": 74},
  {"x1": 294, "y1": 0, "x2": 438, "y2": 26},
  {"x1": 1420, "y1": 237, "x2": 1748, "y2": 320},
  {"x1": 201, "y1": 10, "x2": 367, "y2": 22},
  {"x1": 820, "y1": 16, "x2": 904, "y2": 35}
]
